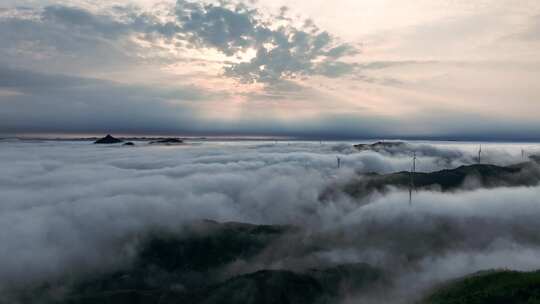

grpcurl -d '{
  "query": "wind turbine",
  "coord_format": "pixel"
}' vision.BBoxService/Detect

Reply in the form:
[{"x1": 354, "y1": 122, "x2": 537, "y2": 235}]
[
  {"x1": 478, "y1": 145, "x2": 482, "y2": 164},
  {"x1": 409, "y1": 151, "x2": 417, "y2": 205}
]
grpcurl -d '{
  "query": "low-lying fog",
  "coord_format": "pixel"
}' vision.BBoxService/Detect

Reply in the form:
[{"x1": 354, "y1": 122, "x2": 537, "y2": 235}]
[{"x1": 1, "y1": 139, "x2": 540, "y2": 302}]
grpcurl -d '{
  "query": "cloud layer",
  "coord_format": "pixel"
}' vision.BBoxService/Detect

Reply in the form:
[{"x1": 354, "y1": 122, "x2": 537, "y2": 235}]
[
  {"x1": 1, "y1": 140, "x2": 540, "y2": 303},
  {"x1": 0, "y1": 1, "x2": 356, "y2": 83}
]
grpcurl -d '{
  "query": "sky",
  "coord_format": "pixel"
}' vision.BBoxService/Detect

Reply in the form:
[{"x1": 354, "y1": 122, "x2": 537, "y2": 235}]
[{"x1": 1, "y1": 0, "x2": 539, "y2": 139}]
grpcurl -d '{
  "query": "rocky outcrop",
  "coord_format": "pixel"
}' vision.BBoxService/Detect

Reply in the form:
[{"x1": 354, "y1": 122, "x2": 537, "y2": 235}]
[{"x1": 94, "y1": 134, "x2": 122, "y2": 144}]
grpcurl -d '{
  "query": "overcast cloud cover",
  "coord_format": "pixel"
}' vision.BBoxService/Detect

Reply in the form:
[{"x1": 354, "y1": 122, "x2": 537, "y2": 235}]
[
  {"x1": 1, "y1": 0, "x2": 540, "y2": 139},
  {"x1": 2, "y1": 140, "x2": 540, "y2": 302}
]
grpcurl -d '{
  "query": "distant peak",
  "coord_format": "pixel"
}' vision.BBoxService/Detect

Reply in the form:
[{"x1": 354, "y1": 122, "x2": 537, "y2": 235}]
[{"x1": 94, "y1": 134, "x2": 122, "y2": 144}]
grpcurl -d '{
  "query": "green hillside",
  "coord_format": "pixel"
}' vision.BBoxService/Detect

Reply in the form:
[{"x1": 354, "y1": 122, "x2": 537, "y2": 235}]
[{"x1": 421, "y1": 270, "x2": 540, "y2": 304}]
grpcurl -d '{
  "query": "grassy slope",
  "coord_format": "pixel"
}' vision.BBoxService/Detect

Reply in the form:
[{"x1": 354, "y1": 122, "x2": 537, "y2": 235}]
[
  {"x1": 421, "y1": 270, "x2": 540, "y2": 304},
  {"x1": 339, "y1": 162, "x2": 539, "y2": 199},
  {"x1": 8, "y1": 221, "x2": 386, "y2": 304}
]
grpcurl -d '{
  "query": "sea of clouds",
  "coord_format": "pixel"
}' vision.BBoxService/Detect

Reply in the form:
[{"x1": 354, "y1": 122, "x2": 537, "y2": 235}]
[{"x1": 1, "y1": 139, "x2": 540, "y2": 301}]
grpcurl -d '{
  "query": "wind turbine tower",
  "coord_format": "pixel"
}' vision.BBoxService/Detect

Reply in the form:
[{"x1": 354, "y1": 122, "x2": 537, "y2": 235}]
[
  {"x1": 478, "y1": 145, "x2": 482, "y2": 164},
  {"x1": 409, "y1": 151, "x2": 417, "y2": 205}
]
